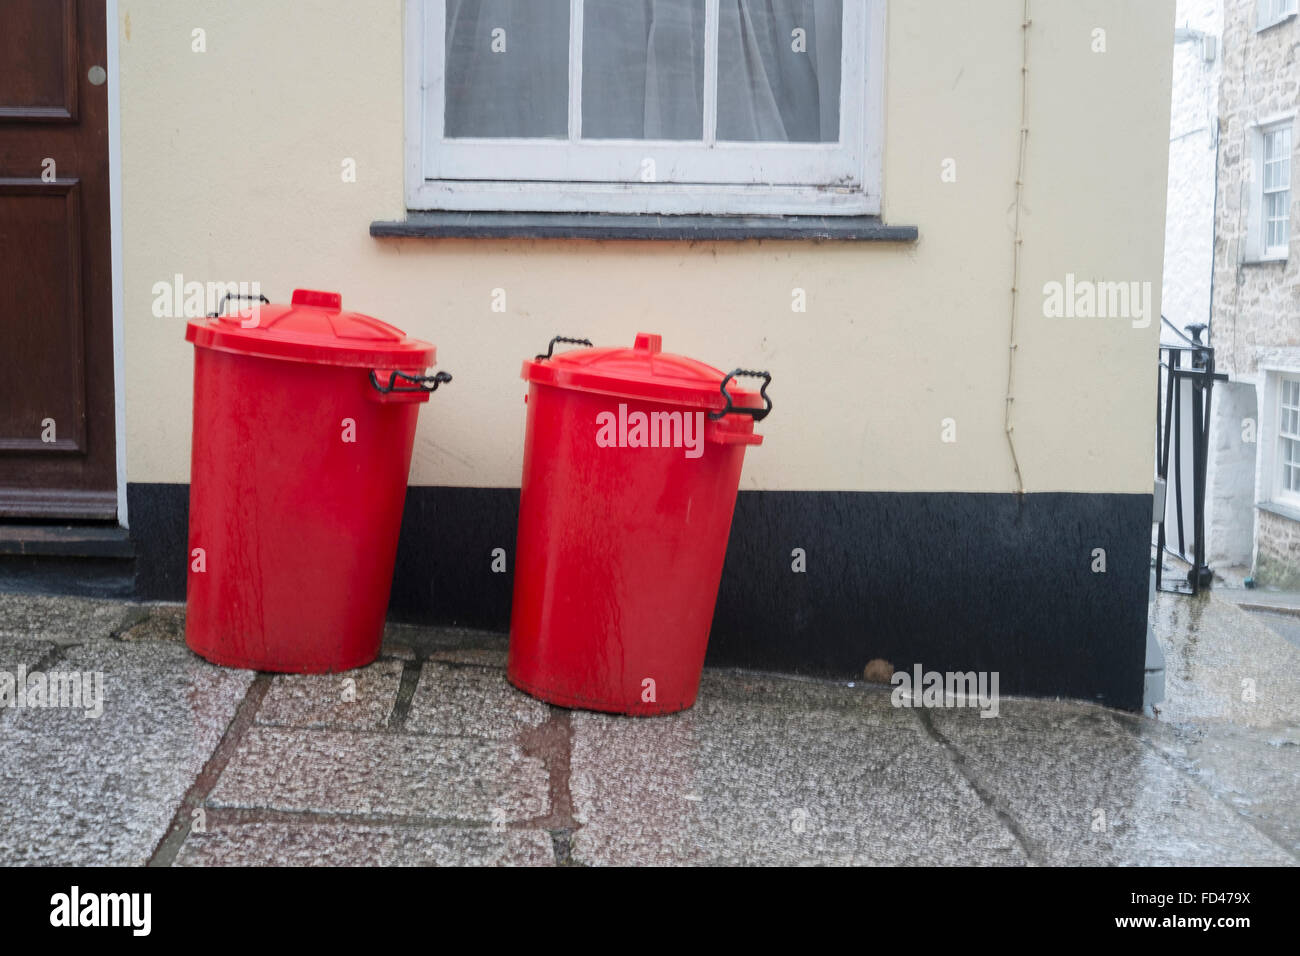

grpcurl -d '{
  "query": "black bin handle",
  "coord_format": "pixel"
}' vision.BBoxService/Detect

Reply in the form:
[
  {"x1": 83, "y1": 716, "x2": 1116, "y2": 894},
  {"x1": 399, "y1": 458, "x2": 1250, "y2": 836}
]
[
  {"x1": 369, "y1": 370, "x2": 452, "y2": 394},
  {"x1": 709, "y1": 369, "x2": 772, "y2": 422}
]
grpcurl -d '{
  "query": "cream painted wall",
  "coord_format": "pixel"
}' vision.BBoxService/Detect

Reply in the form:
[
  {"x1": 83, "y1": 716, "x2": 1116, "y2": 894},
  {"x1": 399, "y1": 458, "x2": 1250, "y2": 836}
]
[{"x1": 117, "y1": 0, "x2": 1173, "y2": 493}]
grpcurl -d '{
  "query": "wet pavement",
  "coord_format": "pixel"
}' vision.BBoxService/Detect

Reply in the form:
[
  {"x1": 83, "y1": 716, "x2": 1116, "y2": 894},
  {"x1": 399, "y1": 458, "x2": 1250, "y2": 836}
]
[
  {"x1": 1245, "y1": 609, "x2": 1300, "y2": 651},
  {"x1": 0, "y1": 590, "x2": 1296, "y2": 866},
  {"x1": 1212, "y1": 579, "x2": 1300, "y2": 651}
]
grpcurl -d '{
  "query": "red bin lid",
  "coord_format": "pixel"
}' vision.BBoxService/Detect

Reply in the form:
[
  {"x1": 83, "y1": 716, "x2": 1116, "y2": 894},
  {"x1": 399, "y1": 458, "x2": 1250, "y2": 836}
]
[
  {"x1": 522, "y1": 332, "x2": 767, "y2": 415},
  {"x1": 185, "y1": 289, "x2": 435, "y2": 369}
]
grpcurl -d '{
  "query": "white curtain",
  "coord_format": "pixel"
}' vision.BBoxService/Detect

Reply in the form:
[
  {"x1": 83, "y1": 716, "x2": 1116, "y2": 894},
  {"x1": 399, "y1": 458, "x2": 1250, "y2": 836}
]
[
  {"x1": 444, "y1": 0, "x2": 842, "y2": 143},
  {"x1": 581, "y1": 0, "x2": 706, "y2": 140},
  {"x1": 717, "y1": 0, "x2": 842, "y2": 142},
  {"x1": 444, "y1": 0, "x2": 571, "y2": 138}
]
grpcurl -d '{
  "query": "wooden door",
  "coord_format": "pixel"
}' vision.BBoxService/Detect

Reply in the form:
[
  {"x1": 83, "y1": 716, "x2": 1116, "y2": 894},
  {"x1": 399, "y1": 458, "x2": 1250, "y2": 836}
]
[{"x1": 0, "y1": 0, "x2": 116, "y2": 519}]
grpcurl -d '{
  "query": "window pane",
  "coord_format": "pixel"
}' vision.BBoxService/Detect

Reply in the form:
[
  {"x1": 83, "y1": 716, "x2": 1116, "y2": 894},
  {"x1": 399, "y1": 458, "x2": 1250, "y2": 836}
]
[
  {"x1": 1265, "y1": 128, "x2": 1290, "y2": 161},
  {"x1": 444, "y1": 0, "x2": 569, "y2": 138},
  {"x1": 716, "y1": 0, "x2": 842, "y2": 143},
  {"x1": 582, "y1": 0, "x2": 706, "y2": 140},
  {"x1": 1264, "y1": 129, "x2": 1291, "y2": 191},
  {"x1": 1266, "y1": 191, "x2": 1290, "y2": 248}
]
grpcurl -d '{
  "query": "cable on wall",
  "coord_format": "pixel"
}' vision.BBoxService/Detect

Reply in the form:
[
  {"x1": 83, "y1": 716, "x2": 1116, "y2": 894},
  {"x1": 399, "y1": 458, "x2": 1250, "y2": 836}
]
[{"x1": 1004, "y1": 0, "x2": 1031, "y2": 496}]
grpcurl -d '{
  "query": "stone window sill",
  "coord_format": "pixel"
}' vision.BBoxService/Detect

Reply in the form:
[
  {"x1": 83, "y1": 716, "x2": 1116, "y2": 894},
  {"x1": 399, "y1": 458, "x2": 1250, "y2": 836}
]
[
  {"x1": 1258, "y1": 500, "x2": 1300, "y2": 524},
  {"x1": 371, "y1": 212, "x2": 919, "y2": 242},
  {"x1": 1256, "y1": 12, "x2": 1297, "y2": 33}
]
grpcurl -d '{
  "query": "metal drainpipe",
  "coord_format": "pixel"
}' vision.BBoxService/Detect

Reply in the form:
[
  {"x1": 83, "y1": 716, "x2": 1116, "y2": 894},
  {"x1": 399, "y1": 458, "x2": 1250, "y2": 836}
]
[{"x1": 1208, "y1": 113, "x2": 1220, "y2": 345}]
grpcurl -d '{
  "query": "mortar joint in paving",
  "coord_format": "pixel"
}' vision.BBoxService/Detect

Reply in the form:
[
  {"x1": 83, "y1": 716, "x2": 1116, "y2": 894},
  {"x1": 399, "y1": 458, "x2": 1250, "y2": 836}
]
[
  {"x1": 915, "y1": 707, "x2": 1047, "y2": 865},
  {"x1": 148, "y1": 673, "x2": 273, "y2": 867}
]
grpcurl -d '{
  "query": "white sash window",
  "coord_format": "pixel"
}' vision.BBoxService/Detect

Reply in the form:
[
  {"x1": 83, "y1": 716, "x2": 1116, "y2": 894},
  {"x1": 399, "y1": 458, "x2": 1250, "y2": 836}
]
[{"x1": 406, "y1": 0, "x2": 884, "y2": 215}]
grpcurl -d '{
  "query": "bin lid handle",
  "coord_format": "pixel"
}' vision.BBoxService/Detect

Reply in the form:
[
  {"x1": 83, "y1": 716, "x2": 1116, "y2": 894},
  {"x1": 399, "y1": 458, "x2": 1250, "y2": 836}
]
[
  {"x1": 536, "y1": 335, "x2": 593, "y2": 360},
  {"x1": 206, "y1": 292, "x2": 271, "y2": 319}
]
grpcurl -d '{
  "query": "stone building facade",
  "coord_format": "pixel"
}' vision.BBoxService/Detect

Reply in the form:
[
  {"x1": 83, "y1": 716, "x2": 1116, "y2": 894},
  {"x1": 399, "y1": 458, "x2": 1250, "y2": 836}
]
[{"x1": 1183, "y1": 0, "x2": 1300, "y2": 582}]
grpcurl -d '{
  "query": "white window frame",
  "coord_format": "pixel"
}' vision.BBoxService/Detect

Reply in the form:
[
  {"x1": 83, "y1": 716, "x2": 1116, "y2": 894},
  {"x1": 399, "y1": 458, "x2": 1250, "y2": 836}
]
[
  {"x1": 1261, "y1": 123, "x2": 1292, "y2": 258},
  {"x1": 1257, "y1": 0, "x2": 1298, "y2": 31},
  {"x1": 1246, "y1": 118, "x2": 1293, "y2": 262},
  {"x1": 1274, "y1": 374, "x2": 1300, "y2": 507},
  {"x1": 405, "y1": 0, "x2": 885, "y2": 216}
]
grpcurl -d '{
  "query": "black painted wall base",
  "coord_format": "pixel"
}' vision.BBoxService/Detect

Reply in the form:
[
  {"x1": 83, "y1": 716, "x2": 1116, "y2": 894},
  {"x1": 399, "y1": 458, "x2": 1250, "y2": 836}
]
[
  {"x1": 126, "y1": 483, "x2": 1151, "y2": 710},
  {"x1": 0, "y1": 554, "x2": 135, "y2": 600},
  {"x1": 0, "y1": 524, "x2": 136, "y2": 599}
]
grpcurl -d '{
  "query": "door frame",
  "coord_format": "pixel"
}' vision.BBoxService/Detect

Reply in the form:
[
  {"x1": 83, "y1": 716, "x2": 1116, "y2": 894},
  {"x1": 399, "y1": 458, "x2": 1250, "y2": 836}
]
[{"x1": 107, "y1": 0, "x2": 126, "y2": 527}]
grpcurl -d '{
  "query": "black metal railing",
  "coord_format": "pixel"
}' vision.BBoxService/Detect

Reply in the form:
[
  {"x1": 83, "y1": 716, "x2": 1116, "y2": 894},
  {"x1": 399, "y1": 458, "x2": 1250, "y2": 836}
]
[{"x1": 1155, "y1": 318, "x2": 1227, "y2": 594}]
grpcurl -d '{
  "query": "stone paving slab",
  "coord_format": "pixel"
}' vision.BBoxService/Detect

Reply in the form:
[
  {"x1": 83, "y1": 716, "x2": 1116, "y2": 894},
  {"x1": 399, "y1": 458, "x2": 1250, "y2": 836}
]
[
  {"x1": 0, "y1": 592, "x2": 1296, "y2": 867},
  {"x1": 175, "y1": 821, "x2": 554, "y2": 866},
  {"x1": 0, "y1": 640, "x2": 252, "y2": 865},
  {"x1": 0, "y1": 593, "x2": 135, "y2": 644},
  {"x1": 117, "y1": 603, "x2": 186, "y2": 643},
  {"x1": 928, "y1": 701, "x2": 1296, "y2": 866},
  {"x1": 1134, "y1": 717, "x2": 1300, "y2": 856},
  {"x1": 696, "y1": 670, "x2": 908, "y2": 726},
  {"x1": 426, "y1": 647, "x2": 509, "y2": 668},
  {"x1": 1152, "y1": 591, "x2": 1300, "y2": 727},
  {"x1": 405, "y1": 662, "x2": 549, "y2": 739},
  {"x1": 207, "y1": 726, "x2": 549, "y2": 823},
  {"x1": 1139, "y1": 591, "x2": 1300, "y2": 862},
  {"x1": 568, "y1": 689, "x2": 1025, "y2": 866},
  {"x1": 0, "y1": 636, "x2": 56, "y2": 676},
  {"x1": 382, "y1": 623, "x2": 509, "y2": 659},
  {"x1": 1245, "y1": 607, "x2": 1300, "y2": 651},
  {"x1": 256, "y1": 660, "x2": 406, "y2": 731}
]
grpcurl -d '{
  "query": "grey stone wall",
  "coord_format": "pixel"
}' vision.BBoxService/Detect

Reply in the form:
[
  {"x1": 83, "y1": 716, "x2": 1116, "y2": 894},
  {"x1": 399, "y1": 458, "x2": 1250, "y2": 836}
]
[
  {"x1": 1211, "y1": 0, "x2": 1299, "y2": 379},
  {"x1": 1256, "y1": 506, "x2": 1300, "y2": 586},
  {"x1": 1209, "y1": 0, "x2": 1298, "y2": 583}
]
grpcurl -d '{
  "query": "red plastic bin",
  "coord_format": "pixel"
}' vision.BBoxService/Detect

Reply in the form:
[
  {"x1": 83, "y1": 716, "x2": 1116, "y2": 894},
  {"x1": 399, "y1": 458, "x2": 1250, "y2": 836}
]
[
  {"x1": 508, "y1": 333, "x2": 770, "y2": 715},
  {"x1": 183, "y1": 289, "x2": 448, "y2": 672}
]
